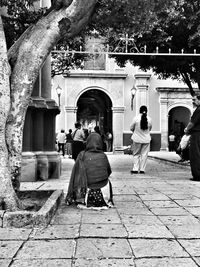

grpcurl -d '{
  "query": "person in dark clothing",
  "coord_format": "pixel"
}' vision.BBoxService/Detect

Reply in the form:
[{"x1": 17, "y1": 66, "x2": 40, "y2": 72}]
[
  {"x1": 65, "y1": 132, "x2": 114, "y2": 209},
  {"x1": 72, "y1": 122, "x2": 85, "y2": 161},
  {"x1": 66, "y1": 129, "x2": 73, "y2": 158},
  {"x1": 185, "y1": 94, "x2": 200, "y2": 181}
]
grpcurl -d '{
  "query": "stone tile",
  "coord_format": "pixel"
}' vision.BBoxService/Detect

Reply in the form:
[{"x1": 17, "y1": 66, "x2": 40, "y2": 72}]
[
  {"x1": 125, "y1": 224, "x2": 174, "y2": 238},
  {"x1": 194, "y1": 257, "x2": 200, "y2": 265},
  {"x1": 143, "y1": 200, "x2": 179, "y2": 209},
  {"x1": 80, "y1": 223, "x2": 127, "y2": 238},
  {"x1": 74, "y1": 258, "x2": 135, "y2": 266},
  {"x1": 82, "y1": 212, "x2": 121, "y2": 224},
  {"x1": 11, "y1": 259, "x2": 72, "y2": 267},
  {"x1": 15, "y1": 240, "x2": 75, "y2": 259},
  {"x1": 167, "y1": 224, "x2": 200, "y2": 239},
  {"x1": 135, "y1": 257, "x2": 198, "y2": 267},
  {"x1": 0, "y1": 259, "x2": 12, "y2": 267},
  {"x1": 158, "y1": 215, "x2": 200, "y2": 226},
  {"x1": 120, "y1": 214, "x2": 163, "y2": 225},
  {"x1": 129, "y1": 239, "x2": 188, "y2": 258},
  {"x1": 175, "y1": 199, "x2": 200, "y2": 207},
  {"x1": 185, "y1": 207, "x2": 200, "y2": 216},
  {"x1": 0, "y1": 241, "x2": 23, "y2": 258},
  {"x1": 30, "y1": 224, "x2": 79, "y2": 239},
  {"x1": 114, "y1": 187, "x2": 139, "y2": 194},
  {"x1": 115, "y1": 201, "x2": 146, "y2": 209},
  {"x1": 12, "y1": 259, "x2": 72, "y2": 267},
  {"x1": 117, "y1": 207, "x2": 153, "y2": 216},
  {"x1": 151, "y1": 207, "x2": 190, "y2": 216},
  {"x1": 76, "y1": 238, "x2": 132, "y2": 259},
  {"x1": 178, "y1": 239, "x2": 200, "y2": 256},
  {"x1": 51, "y1": 213, "x2": 82, "y2": 225},
  {"x1": 0, "y1": 228, "x2": 31, "y2": 240},
  {"x1": 138, "y1": 194, "x2": 170, "y2": 201},
  {"x1": 114, "y1": 194, "x2": 140, "y2": 202}
]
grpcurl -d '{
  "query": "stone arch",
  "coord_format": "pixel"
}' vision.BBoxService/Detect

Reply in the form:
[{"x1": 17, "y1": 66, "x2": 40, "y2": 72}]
[
  {"x1": 74, "y1": 86, "x2": 113, "y2": 107},
  {"x1": 168, "y1": 105, "x2": 191, "y2": 150},
  {"x1": 76, "y1": 87, "x2": 113, "y2": 151}
]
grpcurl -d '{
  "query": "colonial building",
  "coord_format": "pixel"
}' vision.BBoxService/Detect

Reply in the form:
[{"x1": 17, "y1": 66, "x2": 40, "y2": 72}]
[{"x1": 52, "y1": 38, "x2": 193, "y2": 153}]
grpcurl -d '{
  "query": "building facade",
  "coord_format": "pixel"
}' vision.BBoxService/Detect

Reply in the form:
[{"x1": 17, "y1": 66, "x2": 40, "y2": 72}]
[{"x1": 52, "y1": 44, "x2": 194, "y2": 152}]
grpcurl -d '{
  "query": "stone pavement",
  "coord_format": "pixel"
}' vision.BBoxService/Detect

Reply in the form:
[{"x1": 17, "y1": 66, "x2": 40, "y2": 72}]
[{"x1": 2, "y1": 152, "x2": 200, "y2": 267}]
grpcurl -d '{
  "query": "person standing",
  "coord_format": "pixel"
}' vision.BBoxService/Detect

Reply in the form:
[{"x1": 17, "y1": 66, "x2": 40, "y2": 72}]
[
  {"x1": 130, "y1": 105, "x2": 152, "y2": 174},
  {"x1": 57, "y1": 129, "x2": 66, "y2": 157},
  {"x1": 168, "y1": 132, "x2": 176, "y2": 151},
  {"x1": 72, "y1": 122, "x2": 85, "y2": 161},
  {"x1": 105, "y1": 131, "x2": 112, "y2": 152},
  {"x1": 184, "y1": 94, "x2": 200, "y2": 181},
  {"x1": 66, "y1": 129, "x2": 73, "y2": 158}
]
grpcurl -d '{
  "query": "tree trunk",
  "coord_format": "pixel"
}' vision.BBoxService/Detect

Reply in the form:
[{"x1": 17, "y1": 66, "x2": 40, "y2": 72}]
[
  {"x1": 0, "y1": 16, "x2": 22, "y2": 210},
  {"x1": 4, "y1": 0, "x2": 97, "y2": 210}
]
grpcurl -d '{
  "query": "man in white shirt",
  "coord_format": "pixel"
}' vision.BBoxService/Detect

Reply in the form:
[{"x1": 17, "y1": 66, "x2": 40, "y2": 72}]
[{"x1": 57, "y1": 129, "x2": 66, "y2": 157}]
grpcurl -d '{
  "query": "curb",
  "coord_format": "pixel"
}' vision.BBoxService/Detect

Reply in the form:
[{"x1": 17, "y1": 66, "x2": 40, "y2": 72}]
[
  {"x1": 148, "y1": 155, "x2": 190, "y2": 169},
  {"x1": 1, "y1": 190, "x2": 63, "y2": 228}
]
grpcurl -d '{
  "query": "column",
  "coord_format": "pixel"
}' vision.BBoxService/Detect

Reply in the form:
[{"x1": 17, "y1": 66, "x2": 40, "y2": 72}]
[
  {"x1": 160, "y1": 99, "x2": 169, "y2": 150},
  {"x1": 112, "y1": 106, "x2": 125, "y2": 153},
  {"x1": 134, "y1": 73, "x2": 151, "y2": 112},
  {"x1": 65, "y1": 106, "x2": 78, "y2": 130},
  {"x1": 135, "y1": 85, "x2": 149, "y2": 112}
]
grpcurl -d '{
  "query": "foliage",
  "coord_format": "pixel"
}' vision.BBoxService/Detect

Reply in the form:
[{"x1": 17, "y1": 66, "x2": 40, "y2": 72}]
[
  {"x1": 92, "y1": 0, "x2": 200, "y2": 94},
  {"x1": 2, "y1": 0, "x2": 200, "y2": 93},
  {"x1": 52, "y1": 0, "x2": 200, "y2": 94},
  {"x1": 1, "y1": 0, "x2": 46, "y2": 49}
]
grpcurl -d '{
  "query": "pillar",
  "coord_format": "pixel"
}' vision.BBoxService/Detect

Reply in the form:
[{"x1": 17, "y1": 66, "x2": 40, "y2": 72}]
[
  {"x1": 160, "y1": 99, "x2": 169, "y2": 150},
  {"x1": 134, "y1": 73, "x2": 151, "y2": 112},
  {"x1": 65, "y1": 106, "x2": 78, "y2": 130},
  {"x1": 112, "y1": 106, "x2": 125, "y2": 152}
]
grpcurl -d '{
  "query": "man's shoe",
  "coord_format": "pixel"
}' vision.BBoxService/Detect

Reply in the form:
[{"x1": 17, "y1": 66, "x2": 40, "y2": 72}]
[
  {"x1": 140, "y1": 171, "x2": 145, "y2": 174},
  {"x1": 130, "y1": 170, "x2": 138, "y2": 174}
]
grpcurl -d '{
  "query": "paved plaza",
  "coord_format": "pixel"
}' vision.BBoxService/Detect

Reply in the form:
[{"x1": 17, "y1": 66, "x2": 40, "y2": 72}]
[{"x1": 1, "y1": 152, "x2": 200, "y2": 266}]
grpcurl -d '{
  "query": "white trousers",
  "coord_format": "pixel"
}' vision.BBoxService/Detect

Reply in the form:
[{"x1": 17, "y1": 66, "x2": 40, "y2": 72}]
[{"x1": 132, "y1": 142, "x2": 150, "y2": 172}]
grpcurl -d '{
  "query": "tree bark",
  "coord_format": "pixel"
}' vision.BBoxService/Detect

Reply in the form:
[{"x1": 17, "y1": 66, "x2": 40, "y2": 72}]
[
  {"x1": 4, "y1": 0, "x2": 97, "y2": 210},
  {"x1": 0, "y1": 16, "x2": 22, "y2": 210}
]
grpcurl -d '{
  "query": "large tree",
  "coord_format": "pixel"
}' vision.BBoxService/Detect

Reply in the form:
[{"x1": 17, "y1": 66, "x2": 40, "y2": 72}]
[
  {"x1": 53, "y1": 0, "x2": 200, "y2": 95},
  {"x1": 93, "y1": 0, "x2": 200, "y2": 96},
  {"x1": 0, "y1": 0, "x2": 98, "y2": 210}
]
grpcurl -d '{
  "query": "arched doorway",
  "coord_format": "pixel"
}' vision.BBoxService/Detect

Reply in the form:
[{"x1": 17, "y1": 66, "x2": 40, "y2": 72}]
[
  {"x1": 77, "y1": 89, "x2": 113, "y2": 147},
  {"x1": 168, "y1": 106, "x2": 191, "y2": 149}
]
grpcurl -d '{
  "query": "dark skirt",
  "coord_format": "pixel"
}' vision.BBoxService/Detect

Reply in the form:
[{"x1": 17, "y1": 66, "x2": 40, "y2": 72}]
[
  {"x1": 72, "y1": 141, "x2": 85, "y2": 160},
  {"x1": 189, "y1": 133, "x2": 200, "y2": 180}
]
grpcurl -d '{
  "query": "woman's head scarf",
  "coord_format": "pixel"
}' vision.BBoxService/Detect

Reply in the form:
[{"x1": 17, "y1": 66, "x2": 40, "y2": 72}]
[{"x1": 86, "y1": 132, "x2": 103, "y2": 152}]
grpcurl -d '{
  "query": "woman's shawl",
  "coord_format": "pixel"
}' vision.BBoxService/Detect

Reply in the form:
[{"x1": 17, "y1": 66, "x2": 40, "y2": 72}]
[
  {"x1": 66, "y1": 152, "x2": 87, "y2": 203},
  {"x1": 66, "y1": 133, "x2": 112, "y2": 203},
  {"x1": 84, "y1": 133, "x2": 112, "y2": 189}
]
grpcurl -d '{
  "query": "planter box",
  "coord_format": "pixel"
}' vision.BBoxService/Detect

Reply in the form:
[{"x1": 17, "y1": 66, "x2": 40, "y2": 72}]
[{"x1": 1, "y1": 190, "x2": 63, "y2": 228}]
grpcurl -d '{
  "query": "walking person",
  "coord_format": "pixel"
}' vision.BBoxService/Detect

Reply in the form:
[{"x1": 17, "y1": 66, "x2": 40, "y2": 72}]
[
  {"x1": 66, "y1": 129, "x2": 73, "y2": 158},
  {"x1": 130, "y1": 105, "x2": 152, "y2": 174},
  {"x1": 184, "y1": 94, "x2": 200, "y2": 181},
  {"x1": 65, "y1": 132, "x2": 114, "y2": 209},
  {"x1": 57, "y1": 129, "x2": 66, "y2": 157},
  {"x1": 105, "y1": 131, "x2": 112, "y2": 152},
  {"x1": 168, "y1": 132, "x2": 176, "y2": 151},
  {"x1": 72, "y1": 122, "x2": 85, "y2": 161}
]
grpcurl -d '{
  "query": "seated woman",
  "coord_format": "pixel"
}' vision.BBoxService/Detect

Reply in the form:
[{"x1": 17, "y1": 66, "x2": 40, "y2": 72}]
[{"x1": 65, "y1": 132, "x2": 114, "y2": 209}]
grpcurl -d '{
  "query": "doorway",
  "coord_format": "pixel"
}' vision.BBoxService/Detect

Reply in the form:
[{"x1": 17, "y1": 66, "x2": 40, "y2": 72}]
[
  {"x1": 168, "y1": 106, "x2": 191, "y2": 149},
  {"x1": 77, "y1": 89, "x2": 112, "y2": 147}
]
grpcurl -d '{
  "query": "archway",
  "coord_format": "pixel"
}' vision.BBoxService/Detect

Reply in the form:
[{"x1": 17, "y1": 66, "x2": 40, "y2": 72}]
[
  {"x1": 168, "y1": 106, "x2": 191, "y2": 149},
  {"x1": 77, "y1": 89, "x2": 113, "y2": 148}
]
